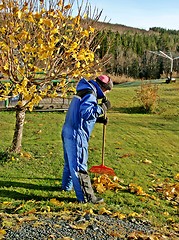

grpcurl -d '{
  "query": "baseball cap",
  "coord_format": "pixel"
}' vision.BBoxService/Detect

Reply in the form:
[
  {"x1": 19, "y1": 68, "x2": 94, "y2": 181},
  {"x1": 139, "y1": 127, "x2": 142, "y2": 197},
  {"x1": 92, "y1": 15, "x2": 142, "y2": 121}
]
[{"x1": 96, "y1": 75, "x2": 113, "y2": 90}]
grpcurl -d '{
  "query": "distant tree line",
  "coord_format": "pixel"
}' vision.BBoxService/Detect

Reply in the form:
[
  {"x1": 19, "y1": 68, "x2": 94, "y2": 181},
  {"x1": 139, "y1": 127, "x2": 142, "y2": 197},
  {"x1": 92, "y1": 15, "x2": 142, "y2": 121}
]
[{"x1": 96, "y1": 27, "x2": 179, "y2": 79}]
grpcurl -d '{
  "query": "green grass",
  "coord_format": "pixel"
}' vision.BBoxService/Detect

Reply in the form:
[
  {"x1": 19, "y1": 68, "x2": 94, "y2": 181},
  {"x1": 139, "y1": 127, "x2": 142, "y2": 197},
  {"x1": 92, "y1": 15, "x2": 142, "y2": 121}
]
[{"x1": 0, "y1": 80, "x2": 178, "y2": 229}]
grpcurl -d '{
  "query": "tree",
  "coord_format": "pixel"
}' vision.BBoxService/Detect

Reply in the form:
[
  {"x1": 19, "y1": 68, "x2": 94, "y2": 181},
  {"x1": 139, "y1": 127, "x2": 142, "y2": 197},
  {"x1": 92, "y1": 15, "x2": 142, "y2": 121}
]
[{"x1": 0, "y1": 0, "x2": 106, "y2": 153}]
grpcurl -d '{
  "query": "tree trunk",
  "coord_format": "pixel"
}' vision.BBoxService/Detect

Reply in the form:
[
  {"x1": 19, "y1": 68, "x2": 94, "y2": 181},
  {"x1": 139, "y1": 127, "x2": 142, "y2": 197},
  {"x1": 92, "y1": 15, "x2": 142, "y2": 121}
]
[{"x1": 11, "y1": 107, "x2": 26, "y2": 153}]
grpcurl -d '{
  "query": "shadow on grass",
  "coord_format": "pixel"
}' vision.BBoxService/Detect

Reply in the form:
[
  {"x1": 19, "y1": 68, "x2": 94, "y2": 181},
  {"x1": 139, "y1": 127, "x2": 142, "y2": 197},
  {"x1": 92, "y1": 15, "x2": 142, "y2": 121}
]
[
  {"x1": 0, "y1": 189, "x2": 76, "y2": 202},
  {"x1": 0, "y1": 180, "x2": 77, "y2": 204},
  {"x1": 113, "y1": 106, "x2": 148, "y2": 114},
  {"x1": 0, "y1": 180, "x2": 60, "y2": 191},
  {"x1": 0, "y1": 189, "x2": 48, "y2": 201}
]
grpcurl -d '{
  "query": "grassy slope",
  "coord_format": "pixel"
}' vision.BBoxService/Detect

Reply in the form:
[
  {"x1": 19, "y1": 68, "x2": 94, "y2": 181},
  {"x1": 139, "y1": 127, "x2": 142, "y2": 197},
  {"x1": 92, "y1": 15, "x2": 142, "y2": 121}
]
[{"x1": 0, "y1": 80, "x2": 178, "y2": 227}]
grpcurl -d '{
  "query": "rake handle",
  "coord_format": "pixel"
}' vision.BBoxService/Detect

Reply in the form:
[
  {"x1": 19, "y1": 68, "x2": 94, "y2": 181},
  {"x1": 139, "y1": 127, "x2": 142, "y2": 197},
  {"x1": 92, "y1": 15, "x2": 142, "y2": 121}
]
[{"x1": 101, "y1": 113, "x2": 106, "y2": 166}]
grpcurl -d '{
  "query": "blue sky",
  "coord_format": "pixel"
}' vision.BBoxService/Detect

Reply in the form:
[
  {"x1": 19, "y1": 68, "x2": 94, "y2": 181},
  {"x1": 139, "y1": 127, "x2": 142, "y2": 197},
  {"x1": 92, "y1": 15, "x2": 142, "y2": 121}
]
[{"x1": 87, "y1": 0, "x2": 179, "y2": 30}]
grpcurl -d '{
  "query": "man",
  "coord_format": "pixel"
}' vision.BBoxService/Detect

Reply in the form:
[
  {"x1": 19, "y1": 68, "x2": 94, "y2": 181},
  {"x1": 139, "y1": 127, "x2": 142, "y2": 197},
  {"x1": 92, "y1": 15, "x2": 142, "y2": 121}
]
[{"x1": 61, "y1": 75, "x2": 113, "y2": 203}]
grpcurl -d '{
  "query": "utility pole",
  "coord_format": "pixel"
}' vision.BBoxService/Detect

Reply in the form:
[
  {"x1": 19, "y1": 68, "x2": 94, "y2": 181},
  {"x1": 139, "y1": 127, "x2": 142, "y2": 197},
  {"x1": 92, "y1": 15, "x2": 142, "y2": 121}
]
[{"x1": 149, "y1": 51, "x2": 179, "y2": 83}]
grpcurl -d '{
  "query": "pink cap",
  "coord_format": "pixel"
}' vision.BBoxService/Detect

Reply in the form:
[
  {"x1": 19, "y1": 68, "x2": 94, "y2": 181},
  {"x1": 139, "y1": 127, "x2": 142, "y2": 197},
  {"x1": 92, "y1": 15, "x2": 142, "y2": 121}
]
[
  {"x1": 98, "y1": 75, "x2": 110, "y2": 84},
  {"x1": 96, "y1": 75, "x2": 113, "y2": 90}
]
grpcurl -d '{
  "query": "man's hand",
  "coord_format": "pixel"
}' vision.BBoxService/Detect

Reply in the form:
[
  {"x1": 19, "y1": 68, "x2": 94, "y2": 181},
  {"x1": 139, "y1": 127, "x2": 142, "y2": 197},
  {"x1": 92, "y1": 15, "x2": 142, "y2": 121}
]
[{"x1": 96, "y1": 116, "x2": 108, "y2": 125}]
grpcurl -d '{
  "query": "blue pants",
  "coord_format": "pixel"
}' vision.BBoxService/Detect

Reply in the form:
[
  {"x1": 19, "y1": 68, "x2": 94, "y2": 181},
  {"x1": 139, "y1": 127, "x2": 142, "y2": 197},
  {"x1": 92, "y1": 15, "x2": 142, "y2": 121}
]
[{"x1": 61, "y1": 136, "x2": 88, "y2": 202}]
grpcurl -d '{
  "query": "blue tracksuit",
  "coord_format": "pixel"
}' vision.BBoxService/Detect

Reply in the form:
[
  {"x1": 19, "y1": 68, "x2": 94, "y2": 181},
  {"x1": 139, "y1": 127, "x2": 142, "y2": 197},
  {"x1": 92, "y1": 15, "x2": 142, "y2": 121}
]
[{"x1": 61, "y1": 78, "x2": 105, "y2": 202}]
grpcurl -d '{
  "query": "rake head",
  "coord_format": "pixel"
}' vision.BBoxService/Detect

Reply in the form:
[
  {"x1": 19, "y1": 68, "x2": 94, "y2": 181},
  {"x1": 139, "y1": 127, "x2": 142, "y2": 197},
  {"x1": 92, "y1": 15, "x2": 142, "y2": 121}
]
[{"x1": 89, "y1": 164, "x2": 116, "y2": 176}]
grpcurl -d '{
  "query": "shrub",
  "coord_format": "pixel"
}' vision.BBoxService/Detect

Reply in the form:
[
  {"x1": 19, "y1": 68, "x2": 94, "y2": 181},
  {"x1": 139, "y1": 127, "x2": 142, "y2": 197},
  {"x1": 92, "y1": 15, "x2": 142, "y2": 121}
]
[{"x1": 134, "y1": 81, "x2": 159, "y2": 113}]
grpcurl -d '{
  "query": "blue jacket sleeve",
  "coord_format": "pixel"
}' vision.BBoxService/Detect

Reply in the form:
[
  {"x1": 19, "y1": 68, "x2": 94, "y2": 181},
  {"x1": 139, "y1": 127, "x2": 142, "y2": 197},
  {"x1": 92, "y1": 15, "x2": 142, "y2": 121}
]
[{"x1": 79, "y1": 93, "x2": 103, "y2": 120}]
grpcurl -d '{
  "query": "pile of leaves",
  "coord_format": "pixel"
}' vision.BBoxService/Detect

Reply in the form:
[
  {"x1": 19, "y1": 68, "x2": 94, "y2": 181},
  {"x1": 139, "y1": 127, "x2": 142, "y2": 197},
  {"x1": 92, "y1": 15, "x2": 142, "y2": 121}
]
[
  {"x1": 92, "y1": 174, "x2": 156, "y2": 200},
  {"x1": 92, "y1": 173, "x2": 179, "y2": 202},
  {"x1": 154, "y1": 173, "x2": 179, "y2": 206},
  {"x1": 92, "y1": 174, "x2": 125, "y2": 193}
]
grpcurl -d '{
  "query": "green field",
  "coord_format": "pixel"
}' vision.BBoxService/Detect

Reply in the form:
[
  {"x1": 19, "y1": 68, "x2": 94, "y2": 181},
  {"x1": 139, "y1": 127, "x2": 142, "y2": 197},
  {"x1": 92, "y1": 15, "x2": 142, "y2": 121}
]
[{"x1": 0, "y1": 80, "x2": 178, "y2": 235}]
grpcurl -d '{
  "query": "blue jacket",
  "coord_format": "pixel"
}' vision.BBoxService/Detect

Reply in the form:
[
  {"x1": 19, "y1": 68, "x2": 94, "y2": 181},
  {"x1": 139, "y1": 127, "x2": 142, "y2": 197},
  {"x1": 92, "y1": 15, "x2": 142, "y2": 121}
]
[{"x1": 62, "y1": 78, "x2": 105, "y2": 146}]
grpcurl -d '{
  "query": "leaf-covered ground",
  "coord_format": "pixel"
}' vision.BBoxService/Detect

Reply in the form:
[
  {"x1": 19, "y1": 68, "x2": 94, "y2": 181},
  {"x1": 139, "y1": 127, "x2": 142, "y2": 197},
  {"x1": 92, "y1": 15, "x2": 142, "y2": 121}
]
[{"x1": 0, "y1": 174, "x2": 179, "y2": 239}]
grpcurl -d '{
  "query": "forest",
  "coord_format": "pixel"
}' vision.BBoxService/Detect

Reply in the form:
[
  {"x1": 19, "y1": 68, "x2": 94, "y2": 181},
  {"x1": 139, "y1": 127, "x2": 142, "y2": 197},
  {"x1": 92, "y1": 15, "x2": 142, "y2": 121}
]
[{"x1": 96, "y1": 24, "x2": 179, "y2": 80}]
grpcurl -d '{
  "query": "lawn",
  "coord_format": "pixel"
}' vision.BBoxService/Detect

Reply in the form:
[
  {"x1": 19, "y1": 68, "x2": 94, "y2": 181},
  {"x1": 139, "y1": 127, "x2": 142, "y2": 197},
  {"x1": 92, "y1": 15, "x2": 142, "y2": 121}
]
[{"x1": 0, "y1": 80, "x2": 178, "y2": 236}]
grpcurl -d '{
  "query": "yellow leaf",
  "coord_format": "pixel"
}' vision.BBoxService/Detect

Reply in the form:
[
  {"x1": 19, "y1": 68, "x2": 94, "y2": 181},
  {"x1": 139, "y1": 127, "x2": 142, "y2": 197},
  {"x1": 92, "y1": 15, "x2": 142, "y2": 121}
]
[
  {"x1": 4, "y1": 62, "x2": 9, "y2": 71},
  {"x1": 163, "y1": 212, "x2": 169, "y2": 216},
  {"x1": 0, "y1": 4, "x2": 5, "y2": 10},
  {"x1": 57, "y1": 0, "x2": 63, "y2": 7},
  {"x1": 84, "y1": 209, "x2": 94, "y2": 215},
  {"x1": 51, "y1": 28, "x2": 59, "y2": 34},
  {"x1": 64, "y1": 4, "x2": 71, "y2": 10},
  {"x1": 39, "y1": 18, "x2": 54, "y2": 28},
  {"x1": 2, "y1": 201, "x2": 12, "y2": 205},
  {"x1": 47, "y1": 206, "x2": 51, "y2": 212},
  {"x1": 175, "y1": 173, "x2": 179, "y2": 180},
  {"x1": 77, "y1": 54, "x2": 85, "y2": 61},
  {"x1": 82, "y1": 30, "x2": 89, "y2": 37},
  {"x1": 0, "y1": 229, "x2": 6, "y2": 235},
  {"x1": 17, "y1": 10, "x2": 22, "y2": 19},
  {"x1": 98, "y1": 207, "x2": 112, "y2": 215},
  {"x1": 69, "y1": 222, "x2": 89, "y2": 230},
  {"x1": 73, "y1": 15, "x2": 81, "y2": 25},
  {"x1": 89, "y1": 26, "x2": 95, "y2": 33},
  {"x1": 112, "y1": 212, "x2": 126, "y2": 219},
  {"x1": 71, "y1": 42, "x2": 78, "y2": 49},
  {"x1": 128, "y1": 212, "x2": 141, "y2": 218},
  {"x1": 50, "y1": 198, "x2": 64, "y2": 206},
  {"x1": 83, "y1": 14, "x2": 87, "y2": 19},
  {"x1": 0, "y1": 27, "x2": 6, "y2": 33},
  {"x1": 76, "y1": 62, "x2": 80, "y2": 68},
  {"x1": 20, "y1": 152, "x2": 32, "y2": 159},
  {"x1": 27, "y1": 13, "x2": 34, "y2": 23},
  {"x1": 142, "y1": 159, "x2": 152, "y2": 164}
]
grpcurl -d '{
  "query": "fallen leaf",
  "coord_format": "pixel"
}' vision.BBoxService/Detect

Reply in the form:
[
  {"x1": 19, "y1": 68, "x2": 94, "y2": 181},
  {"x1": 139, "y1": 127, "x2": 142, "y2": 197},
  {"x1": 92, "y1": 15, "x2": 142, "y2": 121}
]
[
  {"x1": 142, "y1": 159, "x2": 152, "y2": 164},
  {"x1": 0, "y1": 229, "x2": 6, "y2": 235},
  {"x1": 50, "y1": 198, "x2": 64, "y2": 206},
  {"x1": 112, "y1": 212, "x2": 126, "y2": 219},
  {"x1": 98, "y1": 207, "x2": 112, "y2": 215},
  {"x1": 175, "y1": 173, "x2": 179, "y2": 180},
  {"x1": 69, "y1": 222, "x2": 89, "y2": 230},
  {"x1": 119, "y1": 153, "x2": 132, "y2": 158}
]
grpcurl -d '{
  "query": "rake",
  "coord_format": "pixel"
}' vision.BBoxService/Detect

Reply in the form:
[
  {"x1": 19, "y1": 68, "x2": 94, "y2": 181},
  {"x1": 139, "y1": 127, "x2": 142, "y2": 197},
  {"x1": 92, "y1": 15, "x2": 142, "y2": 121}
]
[{"x1": 89, "y1": 114, "x2": 116, "y2": 176}]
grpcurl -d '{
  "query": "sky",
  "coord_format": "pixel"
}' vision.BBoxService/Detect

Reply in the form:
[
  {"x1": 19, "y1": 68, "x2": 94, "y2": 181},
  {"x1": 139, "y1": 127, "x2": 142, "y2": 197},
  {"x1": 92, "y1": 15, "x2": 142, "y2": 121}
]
[{"x1": 86, "y1": 0, "x2": 179, "y2": 30}]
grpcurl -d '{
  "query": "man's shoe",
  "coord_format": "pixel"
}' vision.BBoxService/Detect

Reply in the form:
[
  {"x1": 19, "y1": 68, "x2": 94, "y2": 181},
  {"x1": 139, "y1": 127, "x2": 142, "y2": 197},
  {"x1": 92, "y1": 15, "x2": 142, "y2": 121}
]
[{"x1": 91, "y1": 197, "x2": 104, "y2": 204}]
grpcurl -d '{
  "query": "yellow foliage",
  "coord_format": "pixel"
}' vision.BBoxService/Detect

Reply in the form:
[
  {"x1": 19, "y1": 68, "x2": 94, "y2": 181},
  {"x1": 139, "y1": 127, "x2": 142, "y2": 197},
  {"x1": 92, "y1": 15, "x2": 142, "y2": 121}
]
[
  {"x1": 93, "y1": 174, "x2": 125, "y2": 193},
  {"x1": 0, "y1": 0, "x2": 102, "y2": 111},
  {"x1": 39, "y1": 18, "x2": 54, "y2": 28}
]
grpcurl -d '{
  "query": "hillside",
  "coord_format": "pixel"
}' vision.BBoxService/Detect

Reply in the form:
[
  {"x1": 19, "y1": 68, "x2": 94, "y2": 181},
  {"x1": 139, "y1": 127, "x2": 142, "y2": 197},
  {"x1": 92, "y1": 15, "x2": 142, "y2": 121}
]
[
  {"x1": 95, "y1": 21, "x2": 179, "y2": 35},
  {"x1": 95, "y1": 21, "x2": 149, "y2": 33}
]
